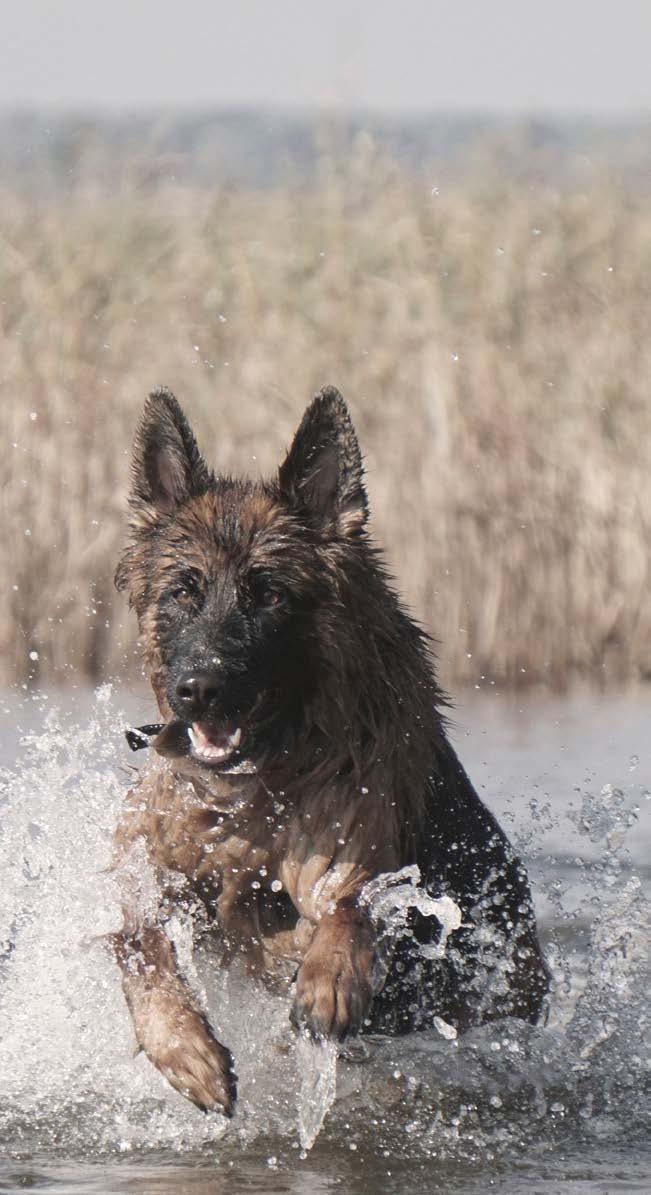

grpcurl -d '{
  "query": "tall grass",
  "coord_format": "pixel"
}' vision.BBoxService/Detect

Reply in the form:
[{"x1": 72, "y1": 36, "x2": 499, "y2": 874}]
[{"x1": 2, "y1": 146, "x2": 650, "y2": 690}]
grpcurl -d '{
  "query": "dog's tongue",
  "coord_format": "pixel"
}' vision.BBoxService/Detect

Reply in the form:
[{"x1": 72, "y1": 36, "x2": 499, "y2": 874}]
[{"x1": 189, "y1": 721, "x2": 242, "y2": 762}]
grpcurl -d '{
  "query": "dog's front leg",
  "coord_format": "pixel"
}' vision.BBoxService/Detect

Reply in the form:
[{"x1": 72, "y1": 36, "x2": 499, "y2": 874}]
[
  {"x1": 113, "y1": 924, "x2": 236, "y2": 1116},
  {"x1": 291, "y1": 897, "x2": 376, "y2": 1041}
]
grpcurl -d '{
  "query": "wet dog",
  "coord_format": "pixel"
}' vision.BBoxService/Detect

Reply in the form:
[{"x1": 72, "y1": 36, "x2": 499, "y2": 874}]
[{"x1": 112, "y1": 386, "x2": 548, "y2": 1115}]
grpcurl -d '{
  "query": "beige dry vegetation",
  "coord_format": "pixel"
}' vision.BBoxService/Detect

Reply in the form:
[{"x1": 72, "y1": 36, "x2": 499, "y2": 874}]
[{"x1": 1, "y1": 145, "x2": 650, "y2": 691}]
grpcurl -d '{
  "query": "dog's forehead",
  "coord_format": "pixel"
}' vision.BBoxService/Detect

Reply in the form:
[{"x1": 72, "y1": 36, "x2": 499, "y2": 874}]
[{"x1": 170, "y1": 484, "x2": 292, "y2": 567}]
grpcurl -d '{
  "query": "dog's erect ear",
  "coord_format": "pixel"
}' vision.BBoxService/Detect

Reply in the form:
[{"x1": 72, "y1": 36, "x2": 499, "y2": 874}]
[
  {"x1": 128, "y1": 388, "x2": 210, "y2": 519},
  {"x1": 279, "y1": 387, "x2": 368, "y2": 537}
]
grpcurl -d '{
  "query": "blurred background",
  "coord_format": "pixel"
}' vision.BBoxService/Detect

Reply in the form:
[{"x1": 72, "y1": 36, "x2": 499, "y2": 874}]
[{"x1": 2, "y1": 0, "x2": 650, "y2": 693}]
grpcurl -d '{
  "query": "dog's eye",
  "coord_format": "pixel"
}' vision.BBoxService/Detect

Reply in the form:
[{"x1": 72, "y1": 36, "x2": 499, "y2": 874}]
[
  {"x1": 173, "y1": 588, "x2": 195, "y2": 607},
  {"x1": 259, "y1": 588, "x2": 283, "y2": 609},
  {"x1": 171, "y1": 576, "x2": 202, "y2": 608},
  {"x1": 250, "y1": 572, "x2": 286, "y2": 610}
]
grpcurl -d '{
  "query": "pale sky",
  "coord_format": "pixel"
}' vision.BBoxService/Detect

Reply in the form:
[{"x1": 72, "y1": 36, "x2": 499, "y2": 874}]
[{"x1": 2, "y1": 1, "x2": 651, "y2": 115}]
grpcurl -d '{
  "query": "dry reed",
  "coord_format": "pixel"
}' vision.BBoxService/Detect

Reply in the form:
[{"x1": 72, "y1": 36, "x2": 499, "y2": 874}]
[{"x1": 1, "y1": 144, "x2": 650, "y2": 690}]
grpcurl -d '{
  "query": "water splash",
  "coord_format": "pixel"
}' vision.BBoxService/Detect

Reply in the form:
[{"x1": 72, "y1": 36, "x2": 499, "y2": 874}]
[
  {"x1": 0, "y1": 688, "x2": 648, "y2": 1173},
  {"x1": 295, "y1": 1035, "x2": 338, "y2": 1152},
  {"x1": 361, "y1": 864, "x2": 463, "y2": 960}
]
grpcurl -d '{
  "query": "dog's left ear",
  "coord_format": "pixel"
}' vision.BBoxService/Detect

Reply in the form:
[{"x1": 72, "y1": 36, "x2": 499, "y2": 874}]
[{"x1": 279, "y1": 386, "x2": 368, "y2": 537}]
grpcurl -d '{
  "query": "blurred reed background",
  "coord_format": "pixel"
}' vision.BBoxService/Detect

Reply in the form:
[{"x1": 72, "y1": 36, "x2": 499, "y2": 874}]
[{"x1": 1, "y1": 120, "x2": 650, "y2": 691}]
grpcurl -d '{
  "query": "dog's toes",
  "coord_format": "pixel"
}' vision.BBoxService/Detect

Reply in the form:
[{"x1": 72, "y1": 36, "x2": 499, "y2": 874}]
[
  {"x1": 161, "y1": 1032, "x2": 237, "y2": 1117},
  {"x1": 141, "y1": 1003, "x2": 237, "y2": 1117},
  {"x1": 292, "y1": 958, "x2": 372, "y2": 1042}
]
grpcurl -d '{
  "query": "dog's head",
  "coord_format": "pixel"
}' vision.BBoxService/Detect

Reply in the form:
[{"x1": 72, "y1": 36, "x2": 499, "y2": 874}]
[{"x1": 116, "y1": 386, "x2": 369, "y2": 772}]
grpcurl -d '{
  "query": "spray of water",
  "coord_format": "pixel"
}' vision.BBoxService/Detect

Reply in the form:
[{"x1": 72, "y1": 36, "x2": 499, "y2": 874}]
[{"x1": 0, "y1": 688, "x2": 648, "y2": 1166}]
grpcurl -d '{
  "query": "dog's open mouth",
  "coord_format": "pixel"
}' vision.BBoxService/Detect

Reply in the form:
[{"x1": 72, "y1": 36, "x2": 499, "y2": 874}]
[
  {"x1": 131, "y1": 715, "x2": 254, "y2": 771},
  {"x1": 188, "y1": 720, "x2": 242, "y2": 766}
]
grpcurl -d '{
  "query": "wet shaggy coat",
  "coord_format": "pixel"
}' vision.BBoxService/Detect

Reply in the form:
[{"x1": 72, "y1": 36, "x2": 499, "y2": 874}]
[{"x1": 112, "y1": 386, "x2": 549, "y2": 1116}]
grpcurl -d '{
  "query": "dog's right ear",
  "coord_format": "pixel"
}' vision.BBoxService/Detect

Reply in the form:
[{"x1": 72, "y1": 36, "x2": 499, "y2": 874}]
[{"x1": 127, "y1": 388, "x2": 210, "y2": 523}]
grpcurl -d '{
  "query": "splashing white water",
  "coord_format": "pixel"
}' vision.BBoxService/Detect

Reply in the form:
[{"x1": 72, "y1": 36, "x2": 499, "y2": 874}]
[
  {"x1": 295, "y1": 1035, "x2": 338, "y2": 1152},
  {"x1": 0, "y1": 688, "x2": 648, "y2": 1167},
  {"x1": 361, "y1": 863, "x2": 462, "y2": 958}
]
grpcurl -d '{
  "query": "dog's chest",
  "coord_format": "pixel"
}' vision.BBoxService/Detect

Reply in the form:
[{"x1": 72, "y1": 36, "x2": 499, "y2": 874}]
[
  {"x1": 118, "y1": 757, "x2": 396, "y2": 944},
  {"x1": 158, "y1": 773, "x2": 282, "y2": 887}
]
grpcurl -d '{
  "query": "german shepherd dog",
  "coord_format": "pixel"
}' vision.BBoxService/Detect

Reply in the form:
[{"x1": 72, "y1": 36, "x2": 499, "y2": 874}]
[{"x1": 113, "y1": 386, "x2": 548, "y2": 1116}]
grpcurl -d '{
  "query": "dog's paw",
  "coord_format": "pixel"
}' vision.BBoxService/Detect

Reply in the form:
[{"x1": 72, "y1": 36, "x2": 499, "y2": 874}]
[
  {"x1": 137, "y1": 995, "x2": 237, "y2": 1116},
  {"x1": 158, "y1": 1013, "x2": 237, "y2": 1116},
  {"x1": 291, "y1": 914, "x2": 375, "y2": 1041}
]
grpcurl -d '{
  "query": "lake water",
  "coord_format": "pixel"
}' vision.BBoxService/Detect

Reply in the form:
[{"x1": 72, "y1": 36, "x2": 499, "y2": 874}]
[{"x1": 0, "y1": 686, "x2": 649, "y2": 1194}]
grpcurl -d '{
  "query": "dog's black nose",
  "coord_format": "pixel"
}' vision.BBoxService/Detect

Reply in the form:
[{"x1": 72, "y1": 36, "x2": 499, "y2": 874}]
[{"x1": 175, "y1": 670, "x2": 222, "y2": 715}]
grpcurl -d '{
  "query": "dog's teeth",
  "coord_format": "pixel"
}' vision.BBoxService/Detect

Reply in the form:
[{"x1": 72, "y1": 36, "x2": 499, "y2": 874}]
[
  {"x1": 189, "y1": 723, "x2": 241, "y2": 761},
  {"x1": 196, "y1": 745, "x2": 227, "y2": 759}
]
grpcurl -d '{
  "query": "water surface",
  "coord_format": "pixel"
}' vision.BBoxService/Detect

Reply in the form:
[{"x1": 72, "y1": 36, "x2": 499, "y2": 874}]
[{"x1": 0, "y1": 686, "x2": 648, "y2": 1193}]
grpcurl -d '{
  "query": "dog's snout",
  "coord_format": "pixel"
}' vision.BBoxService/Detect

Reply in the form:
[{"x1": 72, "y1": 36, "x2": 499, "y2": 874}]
[{"x1": 175, "y1": 669, "x2": 222, "y2": 714}]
